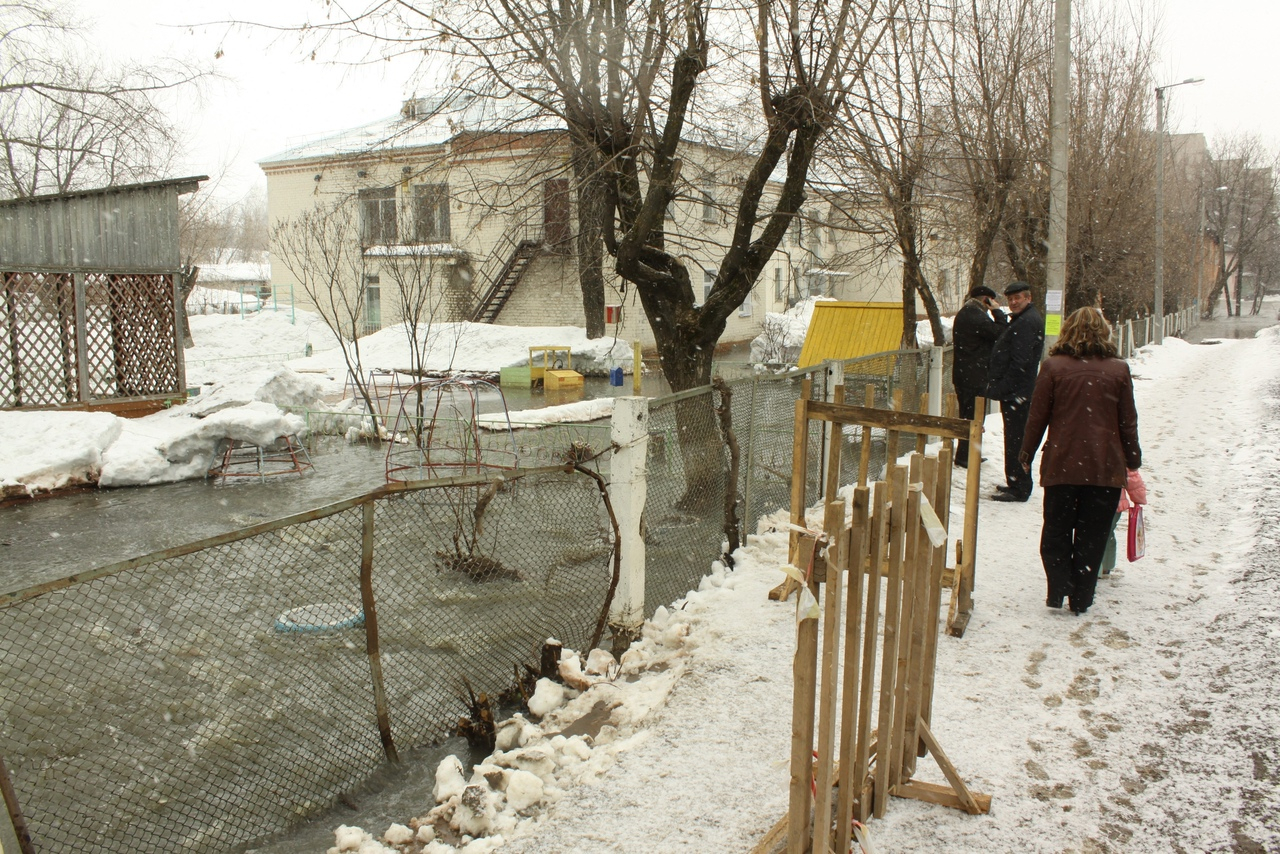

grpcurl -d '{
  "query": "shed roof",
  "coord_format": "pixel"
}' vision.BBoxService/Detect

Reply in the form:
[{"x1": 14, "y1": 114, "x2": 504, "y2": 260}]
[
  {"x1": 0, "y1": 176, "x2": 206, "y2": 208},
  {"x1": 796, "y1": 301, "x2": 904, "y2": 368}
]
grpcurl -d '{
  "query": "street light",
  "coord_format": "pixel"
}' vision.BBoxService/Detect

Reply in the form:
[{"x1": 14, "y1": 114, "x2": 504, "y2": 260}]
[{"x1": 1154, "y1": 76, "x2": 1203, "y2": 344}]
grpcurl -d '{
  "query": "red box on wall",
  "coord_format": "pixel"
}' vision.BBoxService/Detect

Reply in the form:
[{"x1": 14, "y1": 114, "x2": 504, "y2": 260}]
[{"x1": 605, "y1": 305, "x2": 623, "y2": 324}]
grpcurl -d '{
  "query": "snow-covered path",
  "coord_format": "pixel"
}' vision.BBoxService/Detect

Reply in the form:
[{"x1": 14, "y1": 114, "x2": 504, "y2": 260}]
[{"x1": 479, "y1": 330, "x2": 1280, "y2": 854}]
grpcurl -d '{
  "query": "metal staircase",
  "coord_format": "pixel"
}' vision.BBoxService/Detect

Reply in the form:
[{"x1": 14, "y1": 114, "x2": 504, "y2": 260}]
[{"x1": 471, "y1": 238, "x2": 542, "y2": 324}]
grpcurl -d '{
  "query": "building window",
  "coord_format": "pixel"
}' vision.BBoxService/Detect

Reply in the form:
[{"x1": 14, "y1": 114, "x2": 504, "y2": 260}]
[
  {"x1": 774, "y1": 267, "x2": 785, "y2": 302},
  {"x1": 414, "y1": 183, "x2": 450, "y2": 242},
  {"x1": 701, "y1": 189, "x2": 716, "y2": 223},
  {"x1": 738, "y1": 287, "x2": 753, "y2": 317},
  {"x1": 359, "y1": 187, "x2": 397, "y2": 245},
  {"x1": 702, "y1": 270, "x2": 715, "y2": 306},
  {"x1": 363, "y1": 275, "x2": 382, "y2": 335}
]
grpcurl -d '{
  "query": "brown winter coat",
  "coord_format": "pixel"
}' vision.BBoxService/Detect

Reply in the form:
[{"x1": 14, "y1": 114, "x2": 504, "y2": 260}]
[{"x1": 1018, "y1": 355, "x2": 1141, "y2": 488}]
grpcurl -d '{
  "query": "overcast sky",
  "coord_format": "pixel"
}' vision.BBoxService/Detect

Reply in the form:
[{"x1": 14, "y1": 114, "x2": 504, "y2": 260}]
[{"x1": 79, "y1": 0, "x2": 1280, "y2": 202}]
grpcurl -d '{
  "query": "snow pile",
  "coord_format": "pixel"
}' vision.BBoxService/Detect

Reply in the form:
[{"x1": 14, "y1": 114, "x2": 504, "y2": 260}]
[
  {"x1": 327, "y1": 595, "x2": 707, "y2": 853},
  {"x1": 749, "y1": 296, "x2": 834, "y2": 365},
  {"x1": 0, "y1": 411, "x2": 122, "y2": 498},
  {"x1": 0, "y1": 367, "x2": 320, "y2": 494},
  {"x1": 479, "y1": 399, "x2": 614, "y2": 430},
  {"x1": 914, "y1": 313, "x2": 954, "y2": 347}
]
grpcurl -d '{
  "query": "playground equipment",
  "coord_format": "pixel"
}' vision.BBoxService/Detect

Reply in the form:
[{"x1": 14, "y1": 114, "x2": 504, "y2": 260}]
[
  {"x1": 499, "y1": 346, "x2": 583, "y2": 390},
  {"x1": 384, "y1": 378, "x2": 519, "y2": 482},
  {"x1": 208, "y1": 435, "x2": 314, "y2": 484}
]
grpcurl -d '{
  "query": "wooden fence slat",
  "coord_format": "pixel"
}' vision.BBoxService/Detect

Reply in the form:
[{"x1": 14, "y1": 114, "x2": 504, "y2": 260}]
[
  {"x1": 835, "y1": 486, "x2": 869, "y2": 854},
  {"x1": 873, "y1": 464, "x2": 909, "y2": 817},
  {"x1": 786, "y1": 392, "x2": 817, "y2": 854},
  {"x1": 854, "y1": 480, "x2": 887, "y2": 823}
]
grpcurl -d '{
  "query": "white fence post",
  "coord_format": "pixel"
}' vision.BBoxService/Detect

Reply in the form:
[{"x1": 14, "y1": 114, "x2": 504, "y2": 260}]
[
  {"x1": 608, "y1": 397, "x2": 649, "y2": 645},
  {"x1": 928, "y1": 346, "x2": 944, "y2": 417},
  {"x1": 823, "y1": 359, "x2": 844, "y2": 499}
]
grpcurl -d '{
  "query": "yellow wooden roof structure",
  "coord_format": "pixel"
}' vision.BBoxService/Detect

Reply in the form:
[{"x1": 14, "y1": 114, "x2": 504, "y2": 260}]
[{"x1": 796, "y1": 301, "x2": 904, "y2": 368}]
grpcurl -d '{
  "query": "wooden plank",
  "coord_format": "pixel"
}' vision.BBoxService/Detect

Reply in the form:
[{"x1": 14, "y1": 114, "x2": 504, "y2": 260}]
[
  {"x1": 773, "y1": 381, "x2": 813, "y2": 603},
  {"x1": 805, "y1": 400, "x2": 971, "y2": 441},
  {"x1": 890, "y1": 456, "x2": 923, "y2": 786},
  {"x1": 749, "y1": 814, "x2": 788, "y2": 854},
  {"x1": 787, "y1": 578, "x2": 820, "y2": 854},
  {"x1": 854, "y1": 480, "x2": 886, "y2": 823},
  {"x1": 812, "y1": 392, "x2": 846, "y2": 849},
  {"x1": 874, "y1": 464, "x2": 909, "y2": 818},
  {"x1": 835, "y1": 486, "x2": 869, "y2": 854},
  {"x1": 948, "y1": 398, "x2": 984, "y2": 637},
  {"x1": 894, "y1": 780, "x2": 992, "y2": 814},
  {"x1": 786, "y1": 389, "x2": 816, "y2": 854},
  {"x1": 857, "y1": 384, "x2": 875, "y2": 487},
  {"x1": 915, "y1": 717, "x2": 987, "y2": 814},
  {"x1": 918, "y1": 447, "x2": 952, "y2": 751},
  {"x1": 901, "y1": 454, "x2": 935, "y2": 778}
]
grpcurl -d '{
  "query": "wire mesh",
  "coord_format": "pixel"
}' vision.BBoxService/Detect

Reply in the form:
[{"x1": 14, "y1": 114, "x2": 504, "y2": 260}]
[
  {"x1": 643, "y1": 387, "x2": 729, "y2": 617},
  {"x1": 0, "y1": 468, "x2": 614, "y2": 853}
]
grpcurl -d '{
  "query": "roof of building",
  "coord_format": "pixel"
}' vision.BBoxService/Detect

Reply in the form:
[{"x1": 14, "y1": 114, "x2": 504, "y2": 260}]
[
  {"x1": 0, "y1": 175, "x2": 207, "y2": 208},
  {"x1": 258, "y1": 90, "x2": 562, "y2": 167}
]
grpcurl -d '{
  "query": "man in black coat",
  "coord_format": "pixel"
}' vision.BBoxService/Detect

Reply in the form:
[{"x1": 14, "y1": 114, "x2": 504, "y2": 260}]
[
  {"x1": 985, "y1": 281, "x2": 1045, "y2": 501},
  {"x1": 951, "y1": 285, "x2": 1007, "y2": 467}
]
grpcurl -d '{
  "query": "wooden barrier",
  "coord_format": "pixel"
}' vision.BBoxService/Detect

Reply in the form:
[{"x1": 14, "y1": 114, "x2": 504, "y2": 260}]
[{"x1": 755, "y1": 386, "x2": 989, "y2": 854}]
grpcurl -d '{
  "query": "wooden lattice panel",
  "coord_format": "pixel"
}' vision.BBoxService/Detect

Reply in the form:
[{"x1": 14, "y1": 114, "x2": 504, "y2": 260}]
[
  {"x1": 1, "y1": 270, "x2": 181, "y2": 410},
  {"x1": 1, "y1": 271, "x2": 78, "y2": 407}
]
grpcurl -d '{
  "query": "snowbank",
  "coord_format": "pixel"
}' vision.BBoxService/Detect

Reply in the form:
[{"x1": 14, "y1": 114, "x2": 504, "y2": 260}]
[
  {"x1": 0, "y1": 368, "x2": 320, "y2": 494},
  {"x1": 0, "y1": 411, "x2": 122, "y2": 498}
]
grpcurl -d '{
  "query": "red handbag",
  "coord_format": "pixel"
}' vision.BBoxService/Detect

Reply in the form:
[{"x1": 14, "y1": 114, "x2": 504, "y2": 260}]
[{"x1": 1127, "y1": 504, "x2": 1146, "y2": 562}]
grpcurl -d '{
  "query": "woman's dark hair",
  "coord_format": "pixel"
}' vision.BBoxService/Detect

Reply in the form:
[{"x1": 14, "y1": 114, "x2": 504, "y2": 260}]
[{"x1": 1049, "y1": 307, "x2": 1118, "y2": 358}]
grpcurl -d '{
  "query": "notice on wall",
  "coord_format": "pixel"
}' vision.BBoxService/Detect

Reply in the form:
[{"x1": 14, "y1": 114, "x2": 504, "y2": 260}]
[
  {"x1": 1045, "y1": 313, "x2": 1063, "y2": 336},
  {"x1": 1045, "y1": 289, "x2": 1064, "y2": 312}
]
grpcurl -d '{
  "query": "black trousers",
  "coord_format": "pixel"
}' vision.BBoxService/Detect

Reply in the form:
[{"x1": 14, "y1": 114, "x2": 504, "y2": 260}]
[
  {"x1": 1040, "y1": 484, "x2": 1123, "y2": 610},
  {"x1": 1001, "y1": 397, "x2": 1033, "y2": 497},
  {"x1": 955, "y1": 384, "x2": 982, "y2": 464}
]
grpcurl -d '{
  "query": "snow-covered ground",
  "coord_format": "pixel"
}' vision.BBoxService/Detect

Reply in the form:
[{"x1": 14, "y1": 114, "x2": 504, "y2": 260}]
[
  {"x1": 0, "y1": 311, "x2": 633, "y2": 498},
  {"x1": 321, "y1": 325, "x2": 1280, "y2": 853}
]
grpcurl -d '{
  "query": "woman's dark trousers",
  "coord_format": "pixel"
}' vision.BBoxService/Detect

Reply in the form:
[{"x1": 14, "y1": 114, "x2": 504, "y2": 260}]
[{"x1": 1040, "y1": 484, "x2": 1123, "y2": 610}]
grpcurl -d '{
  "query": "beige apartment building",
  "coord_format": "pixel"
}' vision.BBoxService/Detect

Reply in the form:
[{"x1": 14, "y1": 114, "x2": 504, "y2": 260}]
[{"x1": 259, "y1": 92, "x2": 900, "y2": 347}]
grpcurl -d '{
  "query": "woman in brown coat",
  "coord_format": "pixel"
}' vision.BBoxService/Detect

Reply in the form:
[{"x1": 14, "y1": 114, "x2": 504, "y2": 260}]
[{"x1": 1019, "y1": 308, "x2": 1141, "y2": 615}]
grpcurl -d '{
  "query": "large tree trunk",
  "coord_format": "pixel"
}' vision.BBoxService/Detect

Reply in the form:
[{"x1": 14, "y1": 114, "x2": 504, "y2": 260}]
[{"x1": 571, "y1": 143, "x2": 607, "y2": 339}]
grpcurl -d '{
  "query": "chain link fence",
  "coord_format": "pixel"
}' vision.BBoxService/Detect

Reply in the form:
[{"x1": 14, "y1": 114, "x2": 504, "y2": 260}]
[
  {"x1": 0, "y1": 346, "x2": 949, "y2": 852},
  {"x1": 0, "y1": 466, "x2": 615, "y2": 853}
]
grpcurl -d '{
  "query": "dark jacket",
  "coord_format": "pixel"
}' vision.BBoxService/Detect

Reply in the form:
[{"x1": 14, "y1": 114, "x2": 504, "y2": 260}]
[
  {"x1": 1018, "y1": 355, "x2": 1141, "y2": 488},
  {"x1": 985, "y1": 304, "x2": 1045, "y2": 402},
  {"x1": 952, "y1": 298, "x2": 1008, "y2": 390}
]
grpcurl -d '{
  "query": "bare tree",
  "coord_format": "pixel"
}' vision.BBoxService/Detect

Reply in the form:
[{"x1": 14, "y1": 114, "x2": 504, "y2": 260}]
[
  {"x1": 1204, "y1": 136, "x2": 1278, "y2": 318},
  {"x1": 835, "y1": 0, "x2": 946, "y2": 347},
  {"x1": 271, "y1": 200, "x2": 380, "y2": 433},
  {"x1": 0, "y1": 2, "x2": 203, "y2": 197}
]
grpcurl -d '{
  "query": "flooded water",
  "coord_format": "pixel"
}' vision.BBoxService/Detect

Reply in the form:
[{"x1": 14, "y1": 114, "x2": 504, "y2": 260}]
[{"x1": 1180, "y1": 304, "x2": 1279, "y2": 344}]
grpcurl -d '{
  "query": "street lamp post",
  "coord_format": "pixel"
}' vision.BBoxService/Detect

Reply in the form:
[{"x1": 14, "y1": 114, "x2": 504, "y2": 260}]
[{"x1": 1154, "y1": 77, "x2": 1203, "y2": 344}]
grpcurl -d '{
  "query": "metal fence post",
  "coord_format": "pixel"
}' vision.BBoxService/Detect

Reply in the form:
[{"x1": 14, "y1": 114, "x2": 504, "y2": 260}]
[
  {"x1": 609, "y1": 397, "x2": 649, "y2": 643},
  {"x1": 928, "y1": 347, "x2": 944, "y2": 417},
  {"x1": 72, "y1": 272, "x2": 90, "y2": 403}
]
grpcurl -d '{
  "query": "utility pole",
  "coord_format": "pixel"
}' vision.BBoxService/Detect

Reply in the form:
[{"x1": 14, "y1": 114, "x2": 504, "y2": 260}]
[
  {"x1": 1044, "y1": 0, "x2": 1070, "y2": 354},
  {"x1": 1153, "y1": 77, "x2": 1203, "y2": 344}
]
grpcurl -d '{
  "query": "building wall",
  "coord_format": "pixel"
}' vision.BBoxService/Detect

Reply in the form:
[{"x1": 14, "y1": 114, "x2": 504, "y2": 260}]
[{"x1": 262, "y1": 130, "x2": 897, "y2": 346}]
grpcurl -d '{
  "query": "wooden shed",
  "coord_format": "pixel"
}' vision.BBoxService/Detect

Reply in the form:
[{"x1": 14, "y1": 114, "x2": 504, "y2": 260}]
[{"x1": 0, "y1": 176, "x2": 206, "y2": 415}]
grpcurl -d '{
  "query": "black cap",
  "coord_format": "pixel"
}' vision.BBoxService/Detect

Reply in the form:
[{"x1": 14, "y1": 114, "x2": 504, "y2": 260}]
[
  {"x1": 1004, "y1": 281, "x2": 1031, "y2": 296},
  {"x1": 968, "y1": 285, "x2": 998, "y2": 300}
]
